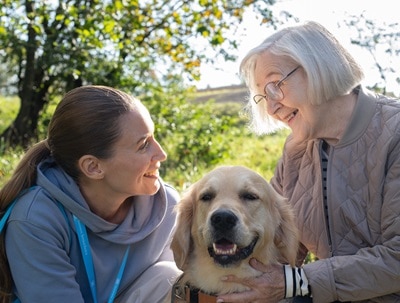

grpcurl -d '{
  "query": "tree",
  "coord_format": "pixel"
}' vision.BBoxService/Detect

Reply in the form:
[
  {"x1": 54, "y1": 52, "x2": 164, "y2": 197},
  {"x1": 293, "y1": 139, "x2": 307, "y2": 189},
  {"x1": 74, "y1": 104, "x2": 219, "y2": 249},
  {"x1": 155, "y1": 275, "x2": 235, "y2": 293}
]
[
  {"x1": 0, "y1": 0, "x2": 276, "y2": 147},
  {"x1": 344, "y1": 15, "x2": 400, "y2": 96}
]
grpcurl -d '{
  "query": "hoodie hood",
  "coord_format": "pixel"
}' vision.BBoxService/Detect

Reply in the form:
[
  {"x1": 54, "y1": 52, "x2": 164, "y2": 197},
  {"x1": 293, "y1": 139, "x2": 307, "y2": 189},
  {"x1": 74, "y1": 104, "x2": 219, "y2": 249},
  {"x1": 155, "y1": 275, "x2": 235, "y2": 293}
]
[{"x1": 35, "y1": 157, "x2": 167, "y2": 244}]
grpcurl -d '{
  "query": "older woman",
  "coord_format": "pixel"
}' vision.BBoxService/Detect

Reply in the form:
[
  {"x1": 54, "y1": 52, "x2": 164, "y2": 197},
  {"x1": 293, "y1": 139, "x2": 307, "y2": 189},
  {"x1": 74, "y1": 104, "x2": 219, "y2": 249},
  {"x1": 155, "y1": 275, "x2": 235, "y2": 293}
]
[{"x1": 217, "y1": 21, "x2": 400, "y2": 303}]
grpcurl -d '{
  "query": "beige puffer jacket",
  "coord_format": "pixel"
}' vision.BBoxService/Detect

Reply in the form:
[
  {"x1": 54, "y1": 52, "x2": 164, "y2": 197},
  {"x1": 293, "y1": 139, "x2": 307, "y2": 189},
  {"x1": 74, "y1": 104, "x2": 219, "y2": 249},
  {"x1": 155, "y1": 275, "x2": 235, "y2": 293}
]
[{"x1": 271, "y1": 86, "x2": 400, "y2": 303}]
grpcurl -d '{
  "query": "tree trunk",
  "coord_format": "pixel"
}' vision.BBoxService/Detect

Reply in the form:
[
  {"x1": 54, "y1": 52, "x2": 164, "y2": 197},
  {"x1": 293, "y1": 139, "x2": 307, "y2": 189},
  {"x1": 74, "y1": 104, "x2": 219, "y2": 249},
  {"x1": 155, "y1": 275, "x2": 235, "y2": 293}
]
[
  {"x1": 0, "y1": 0, "x2": 42, "y2": 148},
  {"x1": 1, "y1": 91, "x2": 45, "y2": 148}
]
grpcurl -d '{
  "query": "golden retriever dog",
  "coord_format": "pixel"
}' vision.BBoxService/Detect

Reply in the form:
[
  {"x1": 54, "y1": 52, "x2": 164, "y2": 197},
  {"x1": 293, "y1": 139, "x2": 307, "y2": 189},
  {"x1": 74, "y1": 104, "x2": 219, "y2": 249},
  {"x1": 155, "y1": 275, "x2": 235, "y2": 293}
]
[{"x1": 166, "y1": 165, "x2": 298, "y2": 303}]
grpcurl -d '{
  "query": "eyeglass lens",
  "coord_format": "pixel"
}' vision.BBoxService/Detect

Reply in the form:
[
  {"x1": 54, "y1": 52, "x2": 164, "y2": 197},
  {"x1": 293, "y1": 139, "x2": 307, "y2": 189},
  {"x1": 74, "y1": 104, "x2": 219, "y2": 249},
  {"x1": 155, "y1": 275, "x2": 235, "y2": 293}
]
[{"x1": 265, "y1": 83, "x2": 283, "y2": 101}]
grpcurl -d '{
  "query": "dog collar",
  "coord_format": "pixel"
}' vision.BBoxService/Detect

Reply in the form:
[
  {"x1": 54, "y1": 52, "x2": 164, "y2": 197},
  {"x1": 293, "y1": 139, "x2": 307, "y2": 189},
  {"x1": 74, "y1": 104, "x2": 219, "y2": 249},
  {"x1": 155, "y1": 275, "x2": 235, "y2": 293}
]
[
  {"x1": 170, "y1": 275, "x2": 218, "y2": 303},
  {"x1": 184, "y1": 285, "x2": 217, "y2": 303}
]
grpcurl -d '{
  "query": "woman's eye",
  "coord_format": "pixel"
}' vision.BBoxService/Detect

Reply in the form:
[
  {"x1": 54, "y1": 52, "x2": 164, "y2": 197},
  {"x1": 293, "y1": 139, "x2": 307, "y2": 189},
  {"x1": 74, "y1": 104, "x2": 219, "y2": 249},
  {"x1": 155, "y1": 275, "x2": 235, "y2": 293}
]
[
  {"x1": 200, "y1": 192, "x2": 214, "y2": 202},
  {"x1": 139, "y1": 140, "x2": 150, "y2": 151}
]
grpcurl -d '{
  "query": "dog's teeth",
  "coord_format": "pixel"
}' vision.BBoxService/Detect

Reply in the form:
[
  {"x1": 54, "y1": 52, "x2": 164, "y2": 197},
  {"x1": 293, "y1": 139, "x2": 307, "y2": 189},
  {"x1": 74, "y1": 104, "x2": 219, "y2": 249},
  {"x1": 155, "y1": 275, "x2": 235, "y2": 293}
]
[{"x1": 213, "y1": 243, "x2": 237, "y2": 255}]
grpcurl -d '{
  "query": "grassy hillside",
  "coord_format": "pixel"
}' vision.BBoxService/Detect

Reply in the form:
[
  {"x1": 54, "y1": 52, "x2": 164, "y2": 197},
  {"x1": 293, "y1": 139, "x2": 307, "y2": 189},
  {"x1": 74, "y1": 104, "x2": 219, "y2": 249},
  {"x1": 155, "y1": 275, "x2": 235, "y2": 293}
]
[{"x1": 193, "y1": 84, "x2": 248, "y2": 104}]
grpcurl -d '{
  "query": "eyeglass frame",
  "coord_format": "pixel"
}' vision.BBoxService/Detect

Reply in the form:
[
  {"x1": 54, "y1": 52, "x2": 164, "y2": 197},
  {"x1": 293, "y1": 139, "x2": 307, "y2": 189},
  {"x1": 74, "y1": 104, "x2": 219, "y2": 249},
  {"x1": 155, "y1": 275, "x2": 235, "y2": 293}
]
[{"x1": 253, "y1": 66, "x2": 300, "y2": 104}]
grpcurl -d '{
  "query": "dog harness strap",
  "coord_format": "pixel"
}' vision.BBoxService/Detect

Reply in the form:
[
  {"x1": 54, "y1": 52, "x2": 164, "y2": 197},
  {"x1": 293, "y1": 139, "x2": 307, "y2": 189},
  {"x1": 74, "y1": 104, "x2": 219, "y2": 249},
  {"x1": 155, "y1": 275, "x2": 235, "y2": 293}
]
[{"x1": 184, "y1": 285, "x2": 217, "y2": 303}]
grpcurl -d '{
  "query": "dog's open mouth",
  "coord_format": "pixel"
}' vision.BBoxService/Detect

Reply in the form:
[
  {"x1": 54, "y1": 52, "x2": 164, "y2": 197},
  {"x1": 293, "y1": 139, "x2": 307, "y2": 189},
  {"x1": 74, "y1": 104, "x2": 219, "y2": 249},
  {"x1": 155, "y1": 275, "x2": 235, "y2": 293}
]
[{"x1": 207, "y1": 237, "x2": 258, "y2": 267}]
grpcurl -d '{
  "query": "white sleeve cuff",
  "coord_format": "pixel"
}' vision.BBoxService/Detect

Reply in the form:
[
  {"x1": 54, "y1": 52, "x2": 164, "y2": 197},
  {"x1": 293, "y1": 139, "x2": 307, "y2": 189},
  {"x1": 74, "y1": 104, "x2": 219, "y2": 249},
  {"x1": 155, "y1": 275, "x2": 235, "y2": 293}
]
[{"x1": 284, "y1": 265, "x2": 311, "y2": 298}]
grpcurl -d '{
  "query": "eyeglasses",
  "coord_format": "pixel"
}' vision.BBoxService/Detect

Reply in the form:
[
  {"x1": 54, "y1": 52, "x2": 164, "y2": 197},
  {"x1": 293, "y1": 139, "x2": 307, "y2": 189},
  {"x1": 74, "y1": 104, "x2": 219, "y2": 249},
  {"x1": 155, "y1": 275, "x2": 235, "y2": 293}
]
[{"x1": 253, "y1": 66, "x2": 300, "y2": 104}]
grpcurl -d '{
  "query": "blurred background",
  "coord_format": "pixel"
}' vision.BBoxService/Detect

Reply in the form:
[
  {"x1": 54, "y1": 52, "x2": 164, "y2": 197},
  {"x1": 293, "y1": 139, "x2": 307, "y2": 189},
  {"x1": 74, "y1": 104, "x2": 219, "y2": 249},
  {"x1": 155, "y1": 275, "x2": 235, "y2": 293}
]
[{"x1": 0, "y1": 0, "x2": 398, "y2": 190}]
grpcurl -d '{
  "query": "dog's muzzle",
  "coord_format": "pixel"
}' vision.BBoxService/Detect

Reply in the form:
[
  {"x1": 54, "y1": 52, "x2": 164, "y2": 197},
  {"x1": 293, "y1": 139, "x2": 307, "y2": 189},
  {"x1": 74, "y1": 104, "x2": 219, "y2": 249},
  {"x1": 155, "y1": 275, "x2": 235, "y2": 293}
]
[{"x1": 207, "y1": 210, "x2": 258, "y2": 266}]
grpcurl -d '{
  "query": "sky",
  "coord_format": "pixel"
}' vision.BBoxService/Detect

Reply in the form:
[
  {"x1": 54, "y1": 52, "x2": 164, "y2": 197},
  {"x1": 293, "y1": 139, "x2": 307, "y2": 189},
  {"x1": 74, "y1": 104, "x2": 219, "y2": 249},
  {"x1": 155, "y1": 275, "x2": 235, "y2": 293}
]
[{"x1": 194, "y1": 0, "x2": 399, "y2": 94}]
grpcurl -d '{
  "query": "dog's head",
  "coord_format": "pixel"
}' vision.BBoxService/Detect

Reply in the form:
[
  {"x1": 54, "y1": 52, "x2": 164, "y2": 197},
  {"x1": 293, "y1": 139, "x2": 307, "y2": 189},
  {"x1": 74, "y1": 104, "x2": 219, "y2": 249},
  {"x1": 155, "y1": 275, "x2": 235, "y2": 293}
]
[{"x1": 171, "y1": 165, "x2": 298, "y2": 272}]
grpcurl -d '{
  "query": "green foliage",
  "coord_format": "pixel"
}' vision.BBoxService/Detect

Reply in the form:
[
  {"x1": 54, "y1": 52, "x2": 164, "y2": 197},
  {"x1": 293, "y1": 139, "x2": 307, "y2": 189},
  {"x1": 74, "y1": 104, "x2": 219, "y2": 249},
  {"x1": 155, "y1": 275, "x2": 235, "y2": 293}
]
[
  {"x1": 0, "y1": 0, "x2": 278, "y2": 146},
  {"x1": 140, "y1": 83, "x2": 251, "y2": 189},
  {"x1": 0, "y1": 146, "x2": 24, "y2": 185},
  {"x1": 0, "y1": 0, "x2": 271, "y2": 94},
  {"x1": 0, "y1": 96, "x2": 19, "y2": 133},
  {"x1": 0, "y1": 97, "x2": 24, "y2": 181}
]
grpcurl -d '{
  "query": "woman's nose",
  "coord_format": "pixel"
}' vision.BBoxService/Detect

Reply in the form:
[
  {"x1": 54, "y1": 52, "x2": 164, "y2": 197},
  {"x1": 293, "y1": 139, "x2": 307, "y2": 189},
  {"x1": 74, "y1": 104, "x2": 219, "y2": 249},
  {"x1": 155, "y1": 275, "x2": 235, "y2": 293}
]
[
  {"x1": 154, "y1": 140, "x2": 167, "y2": 162},
  {"x1": 266, "y1": 99, "x2": 281, "y2": 116}
]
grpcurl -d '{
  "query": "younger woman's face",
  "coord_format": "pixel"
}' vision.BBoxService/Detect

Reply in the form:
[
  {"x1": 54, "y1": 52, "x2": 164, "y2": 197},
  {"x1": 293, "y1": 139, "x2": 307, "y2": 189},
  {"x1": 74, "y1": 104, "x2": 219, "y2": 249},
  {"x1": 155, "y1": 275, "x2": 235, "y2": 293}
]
[{"x1": 100, "y1": 106, "x2": 167, "y2": 198}]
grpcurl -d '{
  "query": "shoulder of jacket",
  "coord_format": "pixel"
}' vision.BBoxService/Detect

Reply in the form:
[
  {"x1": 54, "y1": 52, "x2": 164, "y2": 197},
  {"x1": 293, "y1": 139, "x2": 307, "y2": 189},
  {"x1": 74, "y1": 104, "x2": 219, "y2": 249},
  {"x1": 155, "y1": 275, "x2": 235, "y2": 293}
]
[{"x1": 10, "y1": 186, "x2": 62, "y2": 221}]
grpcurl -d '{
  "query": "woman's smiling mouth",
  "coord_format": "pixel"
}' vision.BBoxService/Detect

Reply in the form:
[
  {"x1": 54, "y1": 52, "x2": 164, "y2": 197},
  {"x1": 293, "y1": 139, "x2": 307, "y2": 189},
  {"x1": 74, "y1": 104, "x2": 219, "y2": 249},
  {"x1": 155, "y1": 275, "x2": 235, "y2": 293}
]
[
  {"x1": 144, "y1": 170, "x2": 159, "y2": 178},
  {"x1": 279, "y1": 109, "x2": 298, "y2": 124}
]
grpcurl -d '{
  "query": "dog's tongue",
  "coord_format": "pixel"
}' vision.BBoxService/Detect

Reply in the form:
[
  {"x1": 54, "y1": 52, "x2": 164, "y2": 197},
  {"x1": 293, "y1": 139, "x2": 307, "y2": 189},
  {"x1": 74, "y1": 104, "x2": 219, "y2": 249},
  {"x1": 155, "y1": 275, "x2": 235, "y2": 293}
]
[{"x1": 213, "y1": 240, "x2": 237, "y2": 255}]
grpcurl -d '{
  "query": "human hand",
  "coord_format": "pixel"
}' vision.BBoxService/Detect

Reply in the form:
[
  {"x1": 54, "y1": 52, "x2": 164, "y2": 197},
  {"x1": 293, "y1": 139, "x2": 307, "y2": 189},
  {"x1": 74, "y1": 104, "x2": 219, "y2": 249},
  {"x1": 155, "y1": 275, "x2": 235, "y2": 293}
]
[{"x1": 216, "y1": 258, "x2": 285, "y2": 303}]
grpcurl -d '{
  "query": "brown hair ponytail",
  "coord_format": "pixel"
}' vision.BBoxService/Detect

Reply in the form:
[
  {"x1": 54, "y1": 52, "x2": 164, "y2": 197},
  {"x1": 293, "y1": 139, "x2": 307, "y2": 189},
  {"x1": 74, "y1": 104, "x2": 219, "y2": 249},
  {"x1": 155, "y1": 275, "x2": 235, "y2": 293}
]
[{"x1": 0, "y1": 140, "x2": 50, "y2": 302}]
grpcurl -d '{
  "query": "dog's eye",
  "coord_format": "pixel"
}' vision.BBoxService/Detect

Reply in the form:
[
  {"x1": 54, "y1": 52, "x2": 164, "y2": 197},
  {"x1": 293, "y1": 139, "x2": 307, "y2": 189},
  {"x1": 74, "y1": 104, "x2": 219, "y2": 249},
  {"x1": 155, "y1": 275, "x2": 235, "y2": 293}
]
[
  {"x1": 200, "y1": 192, "x2": 215, "y2": 202},
  {"x1": 240, "y1": 192, "x2": 259, "y2": 201}
]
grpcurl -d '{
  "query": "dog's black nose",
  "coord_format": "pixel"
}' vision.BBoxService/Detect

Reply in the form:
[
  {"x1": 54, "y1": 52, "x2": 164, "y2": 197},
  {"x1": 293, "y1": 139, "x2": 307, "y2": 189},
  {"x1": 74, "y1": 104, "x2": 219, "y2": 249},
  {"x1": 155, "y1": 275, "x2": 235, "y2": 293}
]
[{"x1": 211, "y1": 210, "x2": 238, "y2": 230}]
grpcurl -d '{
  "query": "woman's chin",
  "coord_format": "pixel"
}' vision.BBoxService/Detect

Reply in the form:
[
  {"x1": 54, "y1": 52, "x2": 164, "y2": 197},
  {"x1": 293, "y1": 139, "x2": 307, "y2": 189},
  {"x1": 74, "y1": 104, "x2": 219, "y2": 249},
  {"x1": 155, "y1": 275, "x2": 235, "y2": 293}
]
[{"x1": 148, "y1": 179, "x2": 161, "y2": 195}]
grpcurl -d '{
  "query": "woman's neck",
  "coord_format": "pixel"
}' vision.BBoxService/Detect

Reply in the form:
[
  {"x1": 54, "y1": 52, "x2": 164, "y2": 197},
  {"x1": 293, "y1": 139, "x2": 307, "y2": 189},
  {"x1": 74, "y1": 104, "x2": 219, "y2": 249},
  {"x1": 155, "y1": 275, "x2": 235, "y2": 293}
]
[
  {"x1": 78, "y1": 182, "x2": 131, "y2": 224},
  {"x1": 90, "y1": 200, "x2": 130, "y2": 224},
  {"x1": 319, "y1": 92, "x2": 358, "y2": 145}
]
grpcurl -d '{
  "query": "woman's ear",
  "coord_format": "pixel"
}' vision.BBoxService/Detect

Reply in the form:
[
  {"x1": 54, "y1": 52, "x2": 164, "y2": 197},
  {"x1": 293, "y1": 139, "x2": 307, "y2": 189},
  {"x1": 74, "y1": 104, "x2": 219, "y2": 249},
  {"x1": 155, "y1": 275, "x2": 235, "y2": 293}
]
[{"x1": 78, "y1": 155, "x2": 104, "y2": 179}]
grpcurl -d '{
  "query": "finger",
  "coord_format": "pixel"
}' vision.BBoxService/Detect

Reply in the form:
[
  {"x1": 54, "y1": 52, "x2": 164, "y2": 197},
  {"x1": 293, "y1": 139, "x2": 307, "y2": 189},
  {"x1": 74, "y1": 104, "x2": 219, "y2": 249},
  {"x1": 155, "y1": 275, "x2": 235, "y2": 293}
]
[
  {"x1": 249, "y1": 258, "x2": 267, "y2": 271},
  {"x1": 250, "y1": 258, "x2": 282, "y2": 274},
  {"x1": 220, "y1": 274, "x2": 255, "y2": 287},
  {"x1": 217, "y1": 289, "x2": 257, "y2": 303},
  {"x1": 220, "y1": 274, "x2": 240, "y2": 283}
]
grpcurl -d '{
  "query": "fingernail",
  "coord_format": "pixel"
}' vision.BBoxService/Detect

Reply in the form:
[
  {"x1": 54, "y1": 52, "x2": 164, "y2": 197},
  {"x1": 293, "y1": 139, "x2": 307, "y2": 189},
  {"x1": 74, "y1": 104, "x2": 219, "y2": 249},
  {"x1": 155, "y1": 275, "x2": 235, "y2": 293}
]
[
  {"x1": 220, "y1": 276, "x2": 228, "y2": 281},
  {"x1": 250, "y1": 258, "x2": 258, "y2": 265},
  {"x1": 217, "y1": 299, "x2": 224, "y2": 303}
]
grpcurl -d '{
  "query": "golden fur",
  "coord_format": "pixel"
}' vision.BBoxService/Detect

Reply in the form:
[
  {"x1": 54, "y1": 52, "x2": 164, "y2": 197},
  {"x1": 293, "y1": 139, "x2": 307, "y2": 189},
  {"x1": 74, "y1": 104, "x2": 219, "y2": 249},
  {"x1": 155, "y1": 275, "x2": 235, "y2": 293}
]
[{"x1": 167, "y1": 166, "x2": 298, "y2": 302}]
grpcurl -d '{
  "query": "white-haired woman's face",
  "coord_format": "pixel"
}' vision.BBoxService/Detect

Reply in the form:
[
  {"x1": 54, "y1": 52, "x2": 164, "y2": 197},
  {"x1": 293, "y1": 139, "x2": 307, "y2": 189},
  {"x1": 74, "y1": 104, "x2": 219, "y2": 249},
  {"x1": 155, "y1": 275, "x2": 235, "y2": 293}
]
[{"x1": 253, "y1": 52, "x2": 326, "y2": 141}]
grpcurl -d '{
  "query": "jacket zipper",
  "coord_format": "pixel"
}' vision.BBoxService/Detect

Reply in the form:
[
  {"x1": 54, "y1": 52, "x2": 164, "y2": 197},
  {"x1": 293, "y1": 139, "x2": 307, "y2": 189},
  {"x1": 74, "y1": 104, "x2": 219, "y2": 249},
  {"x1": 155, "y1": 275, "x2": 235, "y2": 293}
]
[{"x1": 320, "y1": 140, "x2": 333, "y2": 257}]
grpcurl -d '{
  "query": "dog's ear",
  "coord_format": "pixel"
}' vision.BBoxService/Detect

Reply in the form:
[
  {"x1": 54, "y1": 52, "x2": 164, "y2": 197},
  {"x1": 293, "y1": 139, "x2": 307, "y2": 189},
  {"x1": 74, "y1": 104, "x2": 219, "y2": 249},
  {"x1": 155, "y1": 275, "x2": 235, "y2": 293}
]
[
  {"x1": 273, "y1": 194, "x2": 299, "y2": 267},
  {"x1": 170, "y1": 189, "x2": 195, "y2": 270}
]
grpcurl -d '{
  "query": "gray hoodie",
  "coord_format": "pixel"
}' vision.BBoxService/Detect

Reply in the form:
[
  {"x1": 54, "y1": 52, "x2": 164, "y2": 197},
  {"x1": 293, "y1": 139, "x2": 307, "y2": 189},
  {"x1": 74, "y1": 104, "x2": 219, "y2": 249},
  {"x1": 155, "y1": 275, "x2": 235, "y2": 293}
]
[{"x1": 5, "y1": 157, "x2": 180, "y2": 303}]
